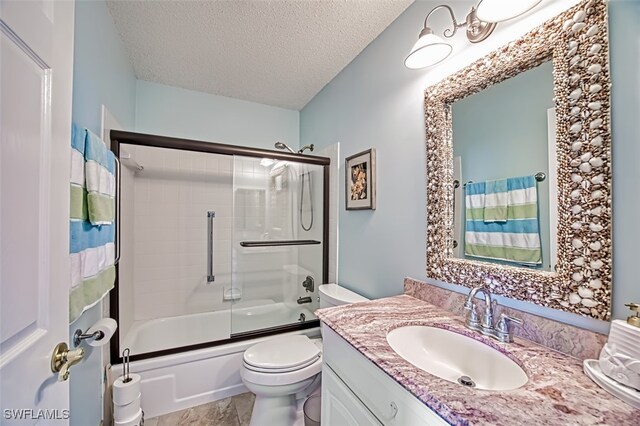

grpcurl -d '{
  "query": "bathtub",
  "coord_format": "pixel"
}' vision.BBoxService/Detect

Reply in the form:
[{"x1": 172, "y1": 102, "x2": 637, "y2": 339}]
[
  {"x1": 122, "y1": 300, "x2": 317, "y2": 355},
  {"x1": 114, "y1": 301, "x2": 319, "y2": 418}
]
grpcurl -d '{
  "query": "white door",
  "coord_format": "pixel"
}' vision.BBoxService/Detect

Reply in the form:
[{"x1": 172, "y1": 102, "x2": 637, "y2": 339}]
[{"x1": 0, "y1": 0, "x2": 75, "y2": 423}]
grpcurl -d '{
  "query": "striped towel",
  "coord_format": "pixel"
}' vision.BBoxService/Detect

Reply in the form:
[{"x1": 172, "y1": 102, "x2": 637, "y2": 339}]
[
  {"x1": 465, "y1": 182, "x2": 485, "y2": 221},
  {"x1": 484, "y1": 179, "x2": 508, "y2": 222},
  {"x1": 464, "y1": 175, "x2": 542, "y2": 266},
  {"x1": 69, "y1": 124, "x2": 116, "y2": 323}
]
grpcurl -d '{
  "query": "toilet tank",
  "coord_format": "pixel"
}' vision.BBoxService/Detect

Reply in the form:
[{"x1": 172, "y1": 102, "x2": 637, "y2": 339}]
[{"x1": 319, "y1": 284, "x2": 369, "y2": 309}]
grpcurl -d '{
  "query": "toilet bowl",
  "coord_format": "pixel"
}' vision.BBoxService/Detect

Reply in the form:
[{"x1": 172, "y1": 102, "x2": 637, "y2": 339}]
[
  {"x1": 241, "y1": 335, "x2": 322, "y2": 426},
  {"x1": 240, "y1": 284, "x2": 368, "y2": 426}
]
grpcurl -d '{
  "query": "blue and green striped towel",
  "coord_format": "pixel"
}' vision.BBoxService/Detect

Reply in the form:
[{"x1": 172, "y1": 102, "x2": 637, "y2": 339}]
[
  {"x1": 464, "y1": 175, "x2": 542, "y2": 266},
  {"x1": 484, "y1": 178, "x2": 508, "y2": 222},
  {"x1": 69, "y1": 124, "x2": 116, "y2": 323}
]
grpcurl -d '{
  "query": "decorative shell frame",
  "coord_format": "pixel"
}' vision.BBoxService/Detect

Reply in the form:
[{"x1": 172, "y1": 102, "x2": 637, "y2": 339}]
[{"x1": 424, "y1": 0, "x2": 612, "y2": 320}]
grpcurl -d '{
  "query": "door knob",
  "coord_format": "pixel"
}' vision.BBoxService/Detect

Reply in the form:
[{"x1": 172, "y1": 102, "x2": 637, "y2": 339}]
[{"x1": 50, "y1": 342, "x2": 84, "y2": 382}]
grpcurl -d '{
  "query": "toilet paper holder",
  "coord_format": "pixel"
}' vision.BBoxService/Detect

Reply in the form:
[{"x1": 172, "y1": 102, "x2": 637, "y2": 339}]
[{"x1": 73, "y1": 328, "x2": 105, "y2": 347}]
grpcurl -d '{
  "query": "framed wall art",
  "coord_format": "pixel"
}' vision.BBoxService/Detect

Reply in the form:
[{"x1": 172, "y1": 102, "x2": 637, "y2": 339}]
[{"x1": 345, "y1": 149, "x2": 376, "y2": 210}]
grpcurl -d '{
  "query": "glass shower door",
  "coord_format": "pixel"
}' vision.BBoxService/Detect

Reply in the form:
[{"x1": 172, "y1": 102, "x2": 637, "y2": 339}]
[
  {"x1": 230, "y1": 155, "x2": 324, "y2": 335},
  {"x1": 117, "y1": 143, "x2": 234, "y2": 355}
]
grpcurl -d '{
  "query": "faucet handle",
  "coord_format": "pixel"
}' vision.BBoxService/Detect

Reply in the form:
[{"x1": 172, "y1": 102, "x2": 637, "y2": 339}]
[
  {"x1": 499, "y1": 313, "x2": 523, "y2": 325},
  {"x1": 496, "y1": 313, "x2": 523, "y2": 342}
]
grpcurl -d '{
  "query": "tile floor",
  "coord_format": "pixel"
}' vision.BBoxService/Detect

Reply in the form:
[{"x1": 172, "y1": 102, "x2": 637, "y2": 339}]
[{"x1": 145, "y1": 393, "x2": 255, "y2": 426}]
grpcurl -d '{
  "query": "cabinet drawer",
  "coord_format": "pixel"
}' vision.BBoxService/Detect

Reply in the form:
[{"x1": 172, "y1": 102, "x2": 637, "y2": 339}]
[{"x1": 322, "y1": 324, "x2": 448, "y2": 426}]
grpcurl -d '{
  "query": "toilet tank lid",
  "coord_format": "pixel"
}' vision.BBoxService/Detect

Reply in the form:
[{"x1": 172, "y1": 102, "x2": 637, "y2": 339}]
[{"x1": 319, "y1": 284, "x2": 369, "y2": 305}]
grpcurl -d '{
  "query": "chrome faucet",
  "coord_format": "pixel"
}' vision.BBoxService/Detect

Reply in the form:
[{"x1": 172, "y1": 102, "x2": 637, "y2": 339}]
[
  {"x1": 463, "y1": 286, "x2": 522, "y2": 343},
  {"x1": 463, "y1": 286, "x2": 494, "y2": 332}
]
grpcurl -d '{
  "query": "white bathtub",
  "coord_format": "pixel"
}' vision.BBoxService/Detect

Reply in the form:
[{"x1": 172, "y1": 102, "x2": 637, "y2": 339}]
[
  {"x1": 122, "y1": 300, "x2": 317, "y2": 355},
  {"x1": 114, "y1": 301, "x2": 319, "y2": 418}
]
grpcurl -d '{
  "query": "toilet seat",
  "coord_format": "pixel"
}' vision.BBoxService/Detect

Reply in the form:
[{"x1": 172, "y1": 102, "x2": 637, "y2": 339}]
[
  {"x1": 243, "y1": 335, "x2": 321, "y2": 371},
  {"x1": 241, "y1": 355, "x2": 322, "y2": 386},
  {"x1": 243, "y1": 355, "x2": 320, "y2": 373},
  {"x1": 241, "y1": 335, "x2": 323, "y2": 386}
]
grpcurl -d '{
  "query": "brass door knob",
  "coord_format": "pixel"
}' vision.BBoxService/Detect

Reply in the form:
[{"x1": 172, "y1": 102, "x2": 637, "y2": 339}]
[{"x1": 51, "y1": 342, "x2": 84, "y2": 382}]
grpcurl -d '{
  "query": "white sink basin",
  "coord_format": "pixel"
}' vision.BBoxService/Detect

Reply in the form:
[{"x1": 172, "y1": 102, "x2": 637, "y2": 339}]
[{"x1": 386, "y1": 326, "x2": 528, "y2": 391}]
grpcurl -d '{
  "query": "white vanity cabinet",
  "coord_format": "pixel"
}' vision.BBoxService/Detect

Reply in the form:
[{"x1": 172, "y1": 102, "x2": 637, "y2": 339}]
[{"x1": 321, "y1": 324, "x2": 449, "y2": 426}]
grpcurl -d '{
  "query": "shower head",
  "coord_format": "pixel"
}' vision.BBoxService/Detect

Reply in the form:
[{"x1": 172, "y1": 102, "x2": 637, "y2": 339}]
[{"x1": 275, "y1": 141, "x2": 297, "y2": 154}]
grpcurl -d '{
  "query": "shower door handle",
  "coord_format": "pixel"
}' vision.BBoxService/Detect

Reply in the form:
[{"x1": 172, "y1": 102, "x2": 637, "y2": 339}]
[{"x1": 207, "y1": 211, "x2": 215, "y2": 283}]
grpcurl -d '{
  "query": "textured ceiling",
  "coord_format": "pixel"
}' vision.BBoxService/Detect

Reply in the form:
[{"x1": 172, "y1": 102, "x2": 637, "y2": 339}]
[{"x1": 107, "y1": 0, "x2": 413, "y2": 110}]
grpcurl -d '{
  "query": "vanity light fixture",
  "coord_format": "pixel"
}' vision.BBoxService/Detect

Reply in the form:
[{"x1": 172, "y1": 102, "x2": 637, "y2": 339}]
[{"x1": 405, "y1": 1, "x2": 541, "y2": 69}]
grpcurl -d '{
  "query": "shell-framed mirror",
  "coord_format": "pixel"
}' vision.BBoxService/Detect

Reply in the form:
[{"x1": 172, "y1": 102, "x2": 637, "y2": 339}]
[{"x1": 424, "y1": 0, "x2": 612, "y2": 320}]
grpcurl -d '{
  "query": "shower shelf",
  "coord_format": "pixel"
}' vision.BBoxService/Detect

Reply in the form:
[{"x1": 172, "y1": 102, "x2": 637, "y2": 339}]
[{"x1": 239, "y1": 240, "x2": 321, "y2": 248}]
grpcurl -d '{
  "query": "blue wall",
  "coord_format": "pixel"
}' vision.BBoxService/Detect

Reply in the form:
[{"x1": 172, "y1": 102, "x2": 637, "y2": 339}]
[
  {"x1": 70, "y1": 0, "x2": 137, "y2": 425},
  {"x1": 301, "y1": 0, "x2": 639, "y2": 332},
  {"x1": 72, "y1": 0, "x2": 136, "y2": 135},
  {"x1": 135, "y1": 80, "x2": 300, "y2": 150},
  {"x1": 609, "y1": 0, "x2": 640, "y2": 325}
]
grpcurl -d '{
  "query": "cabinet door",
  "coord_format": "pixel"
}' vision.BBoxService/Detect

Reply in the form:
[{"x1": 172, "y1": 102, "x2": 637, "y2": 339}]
[{"x1": 322, "y1": 365, "x2": 382, "y2": 426}]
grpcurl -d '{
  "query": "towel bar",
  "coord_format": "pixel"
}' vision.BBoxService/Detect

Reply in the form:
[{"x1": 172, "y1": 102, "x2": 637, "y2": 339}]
[{"x1": 462, "y1": 172, "x2": 546, "y2": 187}]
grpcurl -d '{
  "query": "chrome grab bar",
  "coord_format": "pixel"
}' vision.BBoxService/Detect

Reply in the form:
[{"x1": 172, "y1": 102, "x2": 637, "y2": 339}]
[
  {"x1": 207, "y1": 211, "x2": 215, "y2": 283},
  {"x1": 114, "y1": 155, "x2": 121, "y2": 265},
  {"x1": 239, "y1": 240, "x2": 321, "y2": 247}
]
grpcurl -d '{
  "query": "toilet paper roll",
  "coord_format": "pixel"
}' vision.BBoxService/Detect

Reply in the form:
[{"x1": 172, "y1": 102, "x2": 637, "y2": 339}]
[
  {"x1": 113, "y1": 373, "x2": 141, "y2": 406},
  {"x1": 86, "y1": 318, "x2": 117, "y2": 347},
  {"x1": 114, "y1": 408, "x2": 142, "y2": 426},
  {"x1": 113, "y1": 396, "x2": 141, "y2": 422}
]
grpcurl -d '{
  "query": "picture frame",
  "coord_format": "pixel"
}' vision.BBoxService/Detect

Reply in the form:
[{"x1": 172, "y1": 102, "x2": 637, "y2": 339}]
[{"x1": 345, "y1": 149, "x2": 376, "y2": 210}]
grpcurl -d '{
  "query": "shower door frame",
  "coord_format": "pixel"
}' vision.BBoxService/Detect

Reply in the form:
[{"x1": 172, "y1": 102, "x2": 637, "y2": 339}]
[{"x1": 109, "y1": 130, "x2": 330, "y2": 364}]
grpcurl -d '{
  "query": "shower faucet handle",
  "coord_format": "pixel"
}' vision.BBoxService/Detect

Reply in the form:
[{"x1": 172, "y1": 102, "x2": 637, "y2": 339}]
[{"x1": 302, "y1": 276, "x2": 314, "y2": 293}]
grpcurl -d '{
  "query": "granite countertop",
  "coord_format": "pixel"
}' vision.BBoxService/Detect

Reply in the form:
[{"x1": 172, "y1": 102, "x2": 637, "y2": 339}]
[{"x1": 316, "y1": 295, "x2": 638, "y2": 426}]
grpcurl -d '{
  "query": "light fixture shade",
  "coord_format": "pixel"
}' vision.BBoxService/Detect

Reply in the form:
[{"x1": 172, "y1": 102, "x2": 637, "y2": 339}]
[
  {"x1": 476, "y1": 0, "x2": 542, "y2": 23},
  {"x1": 405, "y1": 31, "x2": 453, "y2": 69}
]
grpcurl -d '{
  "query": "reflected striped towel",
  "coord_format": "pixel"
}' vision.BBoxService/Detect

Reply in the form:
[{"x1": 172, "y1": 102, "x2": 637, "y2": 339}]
[
  {"x1": 464, "y1": 175, "x2": 542, "y2": 265},
  {"x1": 484, "y1": 178, "x2": 508, "y2": 222},
  {"x1": 69, "y1": 124, "x2": 116, "y2": 323}
]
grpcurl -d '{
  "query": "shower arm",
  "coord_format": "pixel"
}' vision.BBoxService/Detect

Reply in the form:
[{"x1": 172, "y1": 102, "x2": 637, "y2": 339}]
[{"x1": 298, "y1": 144, "x2": 314, "y2": 154}]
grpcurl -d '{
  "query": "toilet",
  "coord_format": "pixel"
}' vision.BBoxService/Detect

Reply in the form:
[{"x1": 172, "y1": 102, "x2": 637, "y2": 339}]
[{"x1": 240, "y1": 283, "x2": 368, "y2": 426}]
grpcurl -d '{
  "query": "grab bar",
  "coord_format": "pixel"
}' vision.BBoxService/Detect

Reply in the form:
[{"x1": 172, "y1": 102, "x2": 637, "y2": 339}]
[
  {"x1": 239, "y1": 240, "x2": 321, "y2": 248},
  {"x1": 207, "y1": 211, "x2": 215, "y2": 283},
  {"x1": 114, "y1": 155, "x2": 121, "y2": 265}
]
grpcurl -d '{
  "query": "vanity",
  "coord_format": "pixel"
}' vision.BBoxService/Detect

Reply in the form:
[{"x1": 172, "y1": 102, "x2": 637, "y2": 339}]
[{"x1": 317, "y1": 295, "x2": 637, "y2": 425}]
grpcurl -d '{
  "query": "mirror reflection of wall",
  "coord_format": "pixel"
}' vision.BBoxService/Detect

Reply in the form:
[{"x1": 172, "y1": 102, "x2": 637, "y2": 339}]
[{"x1": 452, "y1": 61, "x2": 555, "y2": 271}]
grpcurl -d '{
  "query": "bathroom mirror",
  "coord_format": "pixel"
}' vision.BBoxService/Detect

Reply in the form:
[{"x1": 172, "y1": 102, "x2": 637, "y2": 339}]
[
  {"x1": 451, "y1": 60, "x2": 556, "y2": 272},
  {"x1": 424, "y1": 0, "x2": 612, "y2": 319}
]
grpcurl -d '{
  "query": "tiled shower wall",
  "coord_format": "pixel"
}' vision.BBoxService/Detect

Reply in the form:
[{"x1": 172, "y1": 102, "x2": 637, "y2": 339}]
[{"x1": 130, "y1": 145, "x2": 234, "y2": 322}]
